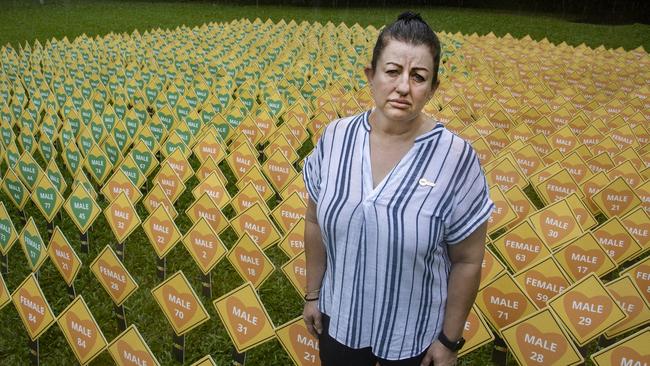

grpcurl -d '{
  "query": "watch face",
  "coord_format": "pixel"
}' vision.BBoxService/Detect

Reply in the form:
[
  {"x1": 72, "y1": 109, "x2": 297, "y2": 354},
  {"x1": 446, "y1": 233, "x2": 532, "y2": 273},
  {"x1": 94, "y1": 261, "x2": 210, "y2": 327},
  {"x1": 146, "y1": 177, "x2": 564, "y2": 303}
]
[{"x1": 456, "y1": 337, "x2": 466, "y2": 350}]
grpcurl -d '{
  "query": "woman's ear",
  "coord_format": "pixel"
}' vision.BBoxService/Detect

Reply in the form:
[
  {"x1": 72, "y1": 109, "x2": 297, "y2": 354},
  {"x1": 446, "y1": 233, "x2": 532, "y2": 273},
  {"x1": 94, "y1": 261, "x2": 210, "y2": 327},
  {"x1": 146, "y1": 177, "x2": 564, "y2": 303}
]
[
  {"x1": 428, "y1": 79, "x2": 440, "y2": 99},
  {"x1": 364, "y1": 65, "x2": 374, "y2": 86}
]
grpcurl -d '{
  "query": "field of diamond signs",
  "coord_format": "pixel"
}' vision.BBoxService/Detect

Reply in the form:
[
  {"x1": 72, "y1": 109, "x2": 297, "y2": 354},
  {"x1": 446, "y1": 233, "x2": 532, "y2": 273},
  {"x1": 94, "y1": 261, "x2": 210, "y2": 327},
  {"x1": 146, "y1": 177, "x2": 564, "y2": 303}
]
[{"x1": 0, "y1": 17, "x2": 648, "y2": 366}]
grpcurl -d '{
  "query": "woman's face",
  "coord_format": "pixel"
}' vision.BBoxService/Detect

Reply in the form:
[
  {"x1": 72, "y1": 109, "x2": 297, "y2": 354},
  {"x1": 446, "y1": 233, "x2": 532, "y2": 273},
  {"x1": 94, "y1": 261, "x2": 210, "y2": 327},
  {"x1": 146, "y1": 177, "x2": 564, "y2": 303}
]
[{"x1": 365, "y1": 39, "x2": 437, "y2": 124}]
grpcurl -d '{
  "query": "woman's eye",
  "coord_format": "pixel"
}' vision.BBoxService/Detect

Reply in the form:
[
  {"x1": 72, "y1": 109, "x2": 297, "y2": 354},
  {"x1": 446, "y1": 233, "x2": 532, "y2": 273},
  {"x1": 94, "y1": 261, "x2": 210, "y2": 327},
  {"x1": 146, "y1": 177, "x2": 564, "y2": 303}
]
[
  {"x1": 386, "y1": 69, "x2": 399, "y2": 75},
  {"x1": 412, "y1": 74, "x2": 425, "y2": 82}
]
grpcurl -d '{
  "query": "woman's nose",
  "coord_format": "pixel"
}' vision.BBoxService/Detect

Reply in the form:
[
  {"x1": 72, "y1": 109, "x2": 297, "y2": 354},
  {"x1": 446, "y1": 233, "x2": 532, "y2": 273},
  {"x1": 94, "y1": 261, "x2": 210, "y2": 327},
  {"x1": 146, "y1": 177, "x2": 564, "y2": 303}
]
[{"x1": 395, "y1": 73, "x2": 410, "y2": 95}]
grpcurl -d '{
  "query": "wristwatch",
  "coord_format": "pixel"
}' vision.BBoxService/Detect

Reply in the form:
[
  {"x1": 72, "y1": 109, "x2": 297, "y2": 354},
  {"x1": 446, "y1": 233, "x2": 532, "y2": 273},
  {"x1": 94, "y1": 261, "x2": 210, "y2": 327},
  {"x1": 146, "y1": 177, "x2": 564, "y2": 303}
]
[{"x1": 438, "y1": 331, "x2": 465, "y2": 352}]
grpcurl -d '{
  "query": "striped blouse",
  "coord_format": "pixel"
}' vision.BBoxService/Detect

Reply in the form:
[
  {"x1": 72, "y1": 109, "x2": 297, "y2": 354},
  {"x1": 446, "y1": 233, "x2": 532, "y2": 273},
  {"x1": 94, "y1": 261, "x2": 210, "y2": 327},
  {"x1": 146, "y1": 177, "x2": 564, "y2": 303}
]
[{"x1": 302, "y1": 110, "x2": 494, "y2": 360}]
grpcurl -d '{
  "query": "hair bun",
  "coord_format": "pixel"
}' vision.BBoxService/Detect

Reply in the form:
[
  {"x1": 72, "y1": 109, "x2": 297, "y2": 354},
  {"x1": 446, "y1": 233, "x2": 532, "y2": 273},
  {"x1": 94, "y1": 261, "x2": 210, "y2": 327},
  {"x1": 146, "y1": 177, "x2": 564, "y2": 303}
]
[{"x1": 397, "y1": 11, "x2": 424, "y2": 22}]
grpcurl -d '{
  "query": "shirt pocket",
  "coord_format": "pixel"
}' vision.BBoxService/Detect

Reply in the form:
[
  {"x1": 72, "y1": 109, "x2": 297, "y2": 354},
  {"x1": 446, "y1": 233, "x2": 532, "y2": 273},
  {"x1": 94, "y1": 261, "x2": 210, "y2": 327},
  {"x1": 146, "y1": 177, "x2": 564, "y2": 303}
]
[{"x1": 374, "y1": 183, "x2": 448, "y2": 220}]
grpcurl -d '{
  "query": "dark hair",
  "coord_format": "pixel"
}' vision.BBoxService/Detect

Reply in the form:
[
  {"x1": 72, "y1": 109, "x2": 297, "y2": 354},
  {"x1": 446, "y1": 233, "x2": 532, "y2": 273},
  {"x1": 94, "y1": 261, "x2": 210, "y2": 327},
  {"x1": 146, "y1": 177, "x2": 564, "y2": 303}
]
[{"x1": 371, "y1": 11, "x2": 441, "y2": 85}]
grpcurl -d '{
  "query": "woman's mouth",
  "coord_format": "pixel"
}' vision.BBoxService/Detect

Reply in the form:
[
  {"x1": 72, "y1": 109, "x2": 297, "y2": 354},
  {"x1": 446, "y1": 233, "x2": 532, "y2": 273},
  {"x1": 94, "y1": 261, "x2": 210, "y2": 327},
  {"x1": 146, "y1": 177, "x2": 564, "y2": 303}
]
[{"x1": 388, "y1": 99, "x2": 411, "y2": 108}]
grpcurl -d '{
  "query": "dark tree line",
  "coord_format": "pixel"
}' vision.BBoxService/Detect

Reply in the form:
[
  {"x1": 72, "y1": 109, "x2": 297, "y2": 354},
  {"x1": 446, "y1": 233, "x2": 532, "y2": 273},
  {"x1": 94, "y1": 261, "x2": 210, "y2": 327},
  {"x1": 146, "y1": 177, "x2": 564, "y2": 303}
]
[
  {"x1": 226, "y1": 0, "x2": 649, "y2": 24},
  {"x1": 24, "y1": 0, "x2": 650, "y2": 24}
]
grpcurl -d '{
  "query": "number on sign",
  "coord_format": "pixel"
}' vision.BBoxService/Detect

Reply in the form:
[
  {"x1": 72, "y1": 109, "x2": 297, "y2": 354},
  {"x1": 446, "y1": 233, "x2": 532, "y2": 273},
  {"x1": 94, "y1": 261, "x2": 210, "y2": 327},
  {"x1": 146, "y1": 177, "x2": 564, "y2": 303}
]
[
  {"x1": 174, "y1": 309, "x2": 184, "y2": 319},
  {"x1": 304, "y1": 352, "x2": 316, "y2": 362},
  {"x1": 237, "y1": 323, "x2": 247, "y2": 334},
  {"x1": 529, "y1": 351, "x2": 544, "y2": 363},
  {"x1": 535, "y1": 293, "x2": 549, "y2": 302},
  {"x1": 578, "y1": 316, "x2": 591, "y2": 326}
]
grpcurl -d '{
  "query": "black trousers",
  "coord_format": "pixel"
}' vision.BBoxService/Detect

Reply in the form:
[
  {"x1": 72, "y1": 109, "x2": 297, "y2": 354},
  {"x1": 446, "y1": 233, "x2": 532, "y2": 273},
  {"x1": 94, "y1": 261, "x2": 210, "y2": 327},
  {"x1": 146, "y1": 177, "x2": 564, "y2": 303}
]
[{"x1": 318, "y1": 314, "x2": 428, "y2": 366}]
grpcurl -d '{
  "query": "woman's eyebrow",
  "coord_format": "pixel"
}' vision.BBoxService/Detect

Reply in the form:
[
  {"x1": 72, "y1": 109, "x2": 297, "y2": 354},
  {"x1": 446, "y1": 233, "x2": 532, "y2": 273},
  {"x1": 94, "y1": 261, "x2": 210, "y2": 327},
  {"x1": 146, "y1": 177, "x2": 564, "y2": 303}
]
[{"x1": 385, "y1": 62, "x2": 430, "y2": 72}]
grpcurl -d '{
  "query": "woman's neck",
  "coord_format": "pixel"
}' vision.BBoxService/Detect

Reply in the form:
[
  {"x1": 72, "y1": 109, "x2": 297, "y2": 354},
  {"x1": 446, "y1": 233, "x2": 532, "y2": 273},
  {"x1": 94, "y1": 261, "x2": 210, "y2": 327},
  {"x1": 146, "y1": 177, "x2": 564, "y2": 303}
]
[{"x1": 368, "y1": 109, "x2": 430, "y2": 142}]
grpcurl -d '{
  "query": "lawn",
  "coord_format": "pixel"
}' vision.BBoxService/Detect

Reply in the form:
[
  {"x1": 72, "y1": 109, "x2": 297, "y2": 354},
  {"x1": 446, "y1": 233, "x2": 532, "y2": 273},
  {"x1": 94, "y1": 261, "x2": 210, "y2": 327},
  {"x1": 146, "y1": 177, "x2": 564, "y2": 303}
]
[
  {"x1": 0, "y1": 1, "x2": 648, "y2": 50},
  {"x1": 0, "y1": 1, "x2": 648, "y2": 366}
]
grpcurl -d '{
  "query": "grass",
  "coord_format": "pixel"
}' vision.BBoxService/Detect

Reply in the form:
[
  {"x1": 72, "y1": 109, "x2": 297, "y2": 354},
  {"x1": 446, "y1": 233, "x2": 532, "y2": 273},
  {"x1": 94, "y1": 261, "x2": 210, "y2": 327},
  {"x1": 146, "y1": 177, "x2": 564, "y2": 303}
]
[
  {"x1": 0, "y1": 1, "x2": 648, "y2": 365},
  {"x1": 0, "y1": 1, "x2": 648, "y2": 51},
  {"x1": 0, "y1": 146, "x2": 308, "y2": 364}
]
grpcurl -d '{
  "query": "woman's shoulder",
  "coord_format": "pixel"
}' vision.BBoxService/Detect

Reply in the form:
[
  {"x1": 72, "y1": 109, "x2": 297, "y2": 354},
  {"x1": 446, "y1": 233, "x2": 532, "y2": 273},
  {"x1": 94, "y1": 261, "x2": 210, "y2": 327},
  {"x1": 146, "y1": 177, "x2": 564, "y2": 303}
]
[
  {"x1": 331, "y1": 110, "x2": 369, "y2": 129},
  {"x1": 428, "y1": 120, "x2": 469, "y2": 145},
  {"x1": 430, "y1": 121, "x2": 479, "y2": 158},
  {"x1": 320, "y1": 110, "x2": 370, "y2": 138}
]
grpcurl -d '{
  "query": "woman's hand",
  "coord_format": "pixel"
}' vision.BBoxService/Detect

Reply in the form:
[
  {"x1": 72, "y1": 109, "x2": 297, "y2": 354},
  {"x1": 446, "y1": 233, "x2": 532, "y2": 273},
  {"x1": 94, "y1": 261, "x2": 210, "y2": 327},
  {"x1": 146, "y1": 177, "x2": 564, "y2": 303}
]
[
  {"x1": 303, "y1": 301, "x2": 323, "y2": 337},
  {"x1": 420, "y1": 340, "x2": 457, "y2": 366}
]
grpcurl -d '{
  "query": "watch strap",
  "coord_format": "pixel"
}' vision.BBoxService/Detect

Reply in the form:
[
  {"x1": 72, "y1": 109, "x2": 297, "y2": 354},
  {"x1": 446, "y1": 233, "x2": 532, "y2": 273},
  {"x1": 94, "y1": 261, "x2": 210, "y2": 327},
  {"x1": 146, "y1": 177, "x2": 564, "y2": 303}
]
[{"x1": 438, "y1": 331, "x2": 465, "y2": 352}]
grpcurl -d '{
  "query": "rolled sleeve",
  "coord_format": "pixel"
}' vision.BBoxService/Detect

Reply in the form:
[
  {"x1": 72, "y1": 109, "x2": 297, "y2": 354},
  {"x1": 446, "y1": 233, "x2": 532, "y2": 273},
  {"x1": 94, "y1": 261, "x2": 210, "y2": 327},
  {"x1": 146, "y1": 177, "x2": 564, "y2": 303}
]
[
  {"x1": 302, "y1": 136, "x2": 324, "y2": 204},
  {"x1": 445, "y1": 146, "x2": 494, "y2": 245}
]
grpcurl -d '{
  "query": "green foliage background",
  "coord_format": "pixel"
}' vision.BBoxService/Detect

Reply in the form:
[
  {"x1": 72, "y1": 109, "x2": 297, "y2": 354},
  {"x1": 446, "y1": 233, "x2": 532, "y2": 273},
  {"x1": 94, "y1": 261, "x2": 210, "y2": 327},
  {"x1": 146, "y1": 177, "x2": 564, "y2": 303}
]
[{"x1": 0, "y1": 1, "x2": 648, "y2": 51}]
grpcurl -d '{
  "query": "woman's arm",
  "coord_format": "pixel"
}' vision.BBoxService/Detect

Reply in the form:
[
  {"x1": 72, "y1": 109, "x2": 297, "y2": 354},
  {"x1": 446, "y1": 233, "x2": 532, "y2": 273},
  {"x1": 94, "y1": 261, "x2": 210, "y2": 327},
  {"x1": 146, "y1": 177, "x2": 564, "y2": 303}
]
[
  {"x1": 420, "y1": 221, "x2": 488, "y2": 366},
  {"x1": 441, "y1": 221, "x2": 487, "y2": 339},
  {"x1": 303, "y1": 197, "x2": 327, "y2": 337}
]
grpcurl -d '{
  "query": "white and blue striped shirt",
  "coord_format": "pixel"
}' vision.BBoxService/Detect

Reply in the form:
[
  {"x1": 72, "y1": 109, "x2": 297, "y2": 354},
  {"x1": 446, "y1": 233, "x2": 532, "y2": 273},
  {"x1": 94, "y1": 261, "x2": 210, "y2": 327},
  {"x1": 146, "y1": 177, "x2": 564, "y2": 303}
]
[{"x1": 303, "y1": 110, "x2": 494, "y2": 360}]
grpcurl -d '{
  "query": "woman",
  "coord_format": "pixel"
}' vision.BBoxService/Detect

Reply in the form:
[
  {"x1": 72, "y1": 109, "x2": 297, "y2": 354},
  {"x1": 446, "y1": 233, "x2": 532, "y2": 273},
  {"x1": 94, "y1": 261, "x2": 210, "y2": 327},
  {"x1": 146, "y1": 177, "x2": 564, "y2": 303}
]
[{"x1": 302, "y1": 12, "x2": 494, "y2": 366}]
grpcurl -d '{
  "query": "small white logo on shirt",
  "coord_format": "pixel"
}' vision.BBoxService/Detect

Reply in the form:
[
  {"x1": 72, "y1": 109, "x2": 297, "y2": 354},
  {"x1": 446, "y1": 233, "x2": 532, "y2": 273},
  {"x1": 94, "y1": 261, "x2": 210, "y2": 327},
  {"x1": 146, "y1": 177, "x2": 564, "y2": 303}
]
[{"x1": 418, "y1": 178, "x2": 436, "y2": 187}]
